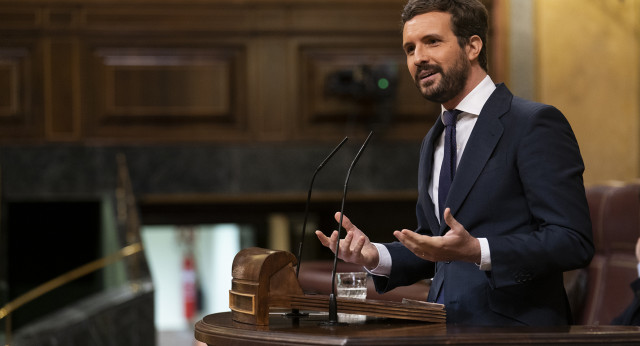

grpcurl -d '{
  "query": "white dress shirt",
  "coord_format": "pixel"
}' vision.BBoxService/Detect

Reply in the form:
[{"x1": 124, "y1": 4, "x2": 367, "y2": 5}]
[{"x1": 369, "y1": 75, "x2": 496, "y2": 276}]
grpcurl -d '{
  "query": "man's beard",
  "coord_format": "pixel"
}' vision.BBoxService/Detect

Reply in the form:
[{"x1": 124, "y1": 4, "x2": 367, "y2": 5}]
[{"x1": 414, "y1": 50, "x2": 470, "y2": 104}]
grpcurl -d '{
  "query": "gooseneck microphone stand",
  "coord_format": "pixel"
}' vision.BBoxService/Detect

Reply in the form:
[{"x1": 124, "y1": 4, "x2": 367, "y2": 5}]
[
  {"x1": 322, "y1": 131, "x2": 373, "y2": 326},
  {"x1": 286, "y1": 136, "x2": 348, "y2": 319}
]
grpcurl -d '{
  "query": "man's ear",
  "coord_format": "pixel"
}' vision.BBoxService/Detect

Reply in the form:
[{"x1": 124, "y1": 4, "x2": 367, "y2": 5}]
[{"x1": 466, "y1": 35, "x2": 483, "y2": 61}]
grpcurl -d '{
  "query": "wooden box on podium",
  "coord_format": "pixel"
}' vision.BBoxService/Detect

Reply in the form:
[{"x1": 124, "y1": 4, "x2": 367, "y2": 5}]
[{"x1": 229, "y1": 247, "x2": 303, "y2": 325}]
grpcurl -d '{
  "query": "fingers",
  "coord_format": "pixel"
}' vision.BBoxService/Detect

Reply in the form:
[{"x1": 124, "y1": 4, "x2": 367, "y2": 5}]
[
  {"x1": 393, "y1": 229, "x2": 424, "y2": 253},
  {"x1": 315, "y1": 230, "x2": 338, "y2": 252},
  {"x1": 343, "y1": 229, "x2": 368, "y2": 256},
  {"x1": 317, "y1": 213, "x2": 369, "y2": 262},
  {"x1": 394, "y1": 229, "x2": 428, "y2": 260},
  {"x1": 394, "y1": 229, "x2": 446, "y2": 261},
  {"x1": 393, "y1": 229, "x2": 417, "y2": 244},
  {"x1": 315, "y1": 230, "x2": 328, "y2": 244},
  {"x1": 329, "y1": 230, "x2": 340, "y2": 252},
  {"x1": 350, "y1": 231, "x2": 366, "y2": 254},
  {"x1": 334, "y1": 212, "x2": 355, "y2": 231}
]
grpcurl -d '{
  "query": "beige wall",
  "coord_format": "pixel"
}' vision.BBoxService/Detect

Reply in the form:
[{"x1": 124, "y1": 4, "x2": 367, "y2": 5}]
[{"x1": 535, "y1": 0, "x2": 640, "y2": 186}]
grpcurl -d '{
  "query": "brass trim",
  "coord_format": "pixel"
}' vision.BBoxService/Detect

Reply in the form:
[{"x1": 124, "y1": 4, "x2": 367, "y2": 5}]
[
  {"x1": 0, "y1": 242, "x2": 143, "y2": 320},
  {"x1": 229, "y1": 290, "x2": 256, "y2": 315}
]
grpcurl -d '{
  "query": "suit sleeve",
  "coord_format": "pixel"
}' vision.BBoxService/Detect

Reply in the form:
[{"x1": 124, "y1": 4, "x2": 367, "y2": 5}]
[{"x1": 486, "y1": 105, "x2": 594, "y2": 289}]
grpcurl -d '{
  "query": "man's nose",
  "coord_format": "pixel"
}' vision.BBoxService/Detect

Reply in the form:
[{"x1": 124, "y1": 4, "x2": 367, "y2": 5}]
[{"x1": 413, "y1": 45, "x2": 429, "y2": 65}]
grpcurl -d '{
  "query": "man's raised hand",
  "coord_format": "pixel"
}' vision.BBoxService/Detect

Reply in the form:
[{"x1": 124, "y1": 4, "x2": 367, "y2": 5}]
[
  {"x1": 393, "y1": 208, "x2": 481, "y2": 263},
  {"x1": 315, "y1": 212, "x2": 379, "y2": 270}
]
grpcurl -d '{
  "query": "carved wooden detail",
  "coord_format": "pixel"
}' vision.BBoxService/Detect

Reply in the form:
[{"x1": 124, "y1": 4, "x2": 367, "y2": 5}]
[
  {"x1": 0, "y1": 49, "x2": 27, "y2": 119},
  {"x1": 45, "y1": 38, "x2": 81, "y2": 140},
  {"x1": 83, "y1": 44, "x2": 247, "y2": 141},
  {"x1": 0, "y1": 42, "x2": 42, "y2": 139}
]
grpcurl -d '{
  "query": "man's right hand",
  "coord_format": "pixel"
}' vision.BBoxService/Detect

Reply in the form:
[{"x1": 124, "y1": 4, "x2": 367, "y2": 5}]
[{"x1": 315, "y1": 212, "x2": 379, "y2": 270}]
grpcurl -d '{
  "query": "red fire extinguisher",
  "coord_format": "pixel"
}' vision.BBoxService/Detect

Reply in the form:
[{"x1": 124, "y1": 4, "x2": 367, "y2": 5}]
[{"x1": 183, "y1": 255, "x2": 197, "y2": 321}]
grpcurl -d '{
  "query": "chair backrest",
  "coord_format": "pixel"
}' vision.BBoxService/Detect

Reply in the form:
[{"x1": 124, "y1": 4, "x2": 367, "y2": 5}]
[{"x1": 580, "y1": 182, "x2": 640, "y2": 325}]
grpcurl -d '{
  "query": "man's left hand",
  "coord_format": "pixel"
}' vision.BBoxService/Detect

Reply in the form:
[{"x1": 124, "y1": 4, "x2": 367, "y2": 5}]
[{"x1": 393, "y1": 208, "x2": 481, "y2": 263}]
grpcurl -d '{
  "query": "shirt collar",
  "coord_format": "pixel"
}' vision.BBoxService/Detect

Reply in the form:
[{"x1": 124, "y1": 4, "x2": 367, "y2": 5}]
[{"x1": 440, "y1": 75, "x2": 496, "y2": 119}]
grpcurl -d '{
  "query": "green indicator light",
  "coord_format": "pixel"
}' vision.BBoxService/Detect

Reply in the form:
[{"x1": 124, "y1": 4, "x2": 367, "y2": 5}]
[{"x1": 377, "y1": 78, "x2": 389, "y2": 90}]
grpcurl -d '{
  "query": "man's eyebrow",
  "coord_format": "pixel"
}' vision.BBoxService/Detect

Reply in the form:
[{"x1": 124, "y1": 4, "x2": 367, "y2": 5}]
[{"x1": 422, "y1": 33, "x2": 444, "y2": 41}]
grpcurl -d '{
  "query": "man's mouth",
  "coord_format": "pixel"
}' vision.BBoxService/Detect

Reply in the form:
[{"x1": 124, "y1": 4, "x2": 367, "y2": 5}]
[
  {"x1": 417, "y1": 69, "x2": 438, "y2": 84},
  {"x1": 416, "y1": 64, "x2": 441, "y2": 84},
  {"x1": 419, "y1": 70, "x2": 436, "y2": 80}
]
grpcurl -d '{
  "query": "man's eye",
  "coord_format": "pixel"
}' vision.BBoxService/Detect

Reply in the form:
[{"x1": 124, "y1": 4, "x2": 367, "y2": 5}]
[{"x1": 405, "y1": 46, "x2": 415, "y2": 55}]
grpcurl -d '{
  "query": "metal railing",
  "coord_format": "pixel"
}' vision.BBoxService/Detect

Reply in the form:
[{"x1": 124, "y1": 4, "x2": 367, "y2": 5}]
[{"x1": 0, "y1": 242, "x2": 143, "y2": 346}]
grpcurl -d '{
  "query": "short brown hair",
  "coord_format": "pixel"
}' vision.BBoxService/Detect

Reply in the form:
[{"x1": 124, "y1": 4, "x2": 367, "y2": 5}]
[{"x1": 401, "y1": 0, "x2": 489, "y2": 72}]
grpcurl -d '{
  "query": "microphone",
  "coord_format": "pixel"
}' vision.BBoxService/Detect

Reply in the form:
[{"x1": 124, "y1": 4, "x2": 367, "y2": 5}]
[
  {"x1": 295, "y1": 136, "x2": 349, "y2": 279},
  {"x1": 286, "y1": 136, "x2": 348, "y2": 319},
  {"x1": 324, "y1": 131, "x2": 373, "y2": 325}
]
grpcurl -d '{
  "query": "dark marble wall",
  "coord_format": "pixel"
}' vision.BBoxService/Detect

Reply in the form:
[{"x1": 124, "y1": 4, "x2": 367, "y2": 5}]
[{"x1": 0, "y1": 141, "x2": 421, "y2": 200}]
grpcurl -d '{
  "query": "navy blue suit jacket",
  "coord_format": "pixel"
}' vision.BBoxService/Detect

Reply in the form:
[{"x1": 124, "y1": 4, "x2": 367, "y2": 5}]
[{"x1": 372, "y1": 84, "x2": 594, "y2": 326}]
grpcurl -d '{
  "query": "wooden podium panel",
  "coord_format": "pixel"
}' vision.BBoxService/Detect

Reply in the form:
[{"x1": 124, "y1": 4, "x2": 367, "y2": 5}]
[{"x1": 195, "y1": 312, "x2": 640, "y2": 346}]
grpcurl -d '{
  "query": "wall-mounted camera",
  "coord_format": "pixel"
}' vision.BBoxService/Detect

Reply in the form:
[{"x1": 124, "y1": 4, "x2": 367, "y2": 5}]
[
  {"x1": 324, "y1": 63, "x2": 398, "y2": 131},
  {"x1": 325, "y1": 64, "x2": 398, "y2": 102}
]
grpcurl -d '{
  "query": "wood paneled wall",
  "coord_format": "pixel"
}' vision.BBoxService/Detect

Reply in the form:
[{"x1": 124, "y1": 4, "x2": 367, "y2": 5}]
[{"x1": 0, "y1": 0, "x2": 501, "y2": 144}]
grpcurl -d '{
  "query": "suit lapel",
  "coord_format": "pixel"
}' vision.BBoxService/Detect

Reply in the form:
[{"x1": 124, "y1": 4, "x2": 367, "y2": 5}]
[{"x1": 441, "y1": 84, "x2": 512, "y2": 233}]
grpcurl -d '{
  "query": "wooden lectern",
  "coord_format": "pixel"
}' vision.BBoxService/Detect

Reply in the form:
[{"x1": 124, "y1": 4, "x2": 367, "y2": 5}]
[
  {"x1": 228, "y1": 247, "x2": 446, "y2": 326},
  {"x1": 194, "y1": 247, "x2": 640, "y2": 345}
]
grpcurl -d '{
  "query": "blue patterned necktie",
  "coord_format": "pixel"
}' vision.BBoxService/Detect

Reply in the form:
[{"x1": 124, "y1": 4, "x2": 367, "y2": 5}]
[{"x1": 438, "y1": 109, "x2": 461, "y2": 221}]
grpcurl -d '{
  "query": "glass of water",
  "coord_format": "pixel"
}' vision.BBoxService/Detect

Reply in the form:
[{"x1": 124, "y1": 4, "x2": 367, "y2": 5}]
[{"x1": 336, "y1": 272, "x2": 368, "y2": 300}]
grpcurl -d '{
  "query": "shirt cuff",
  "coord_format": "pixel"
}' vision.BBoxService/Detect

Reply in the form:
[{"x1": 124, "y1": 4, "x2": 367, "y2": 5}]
[
  {"x1": 478, "y1": 237, "x2": 491, "y2": 271},
  {"x1": 364, "y1": 243, "x2": 391, "y2": 277}
]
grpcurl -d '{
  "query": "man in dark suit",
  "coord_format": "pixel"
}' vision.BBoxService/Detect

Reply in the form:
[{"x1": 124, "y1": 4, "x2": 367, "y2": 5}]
[{"x1": 315, "y1": 0, "x2": 594, "y2": 326}]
